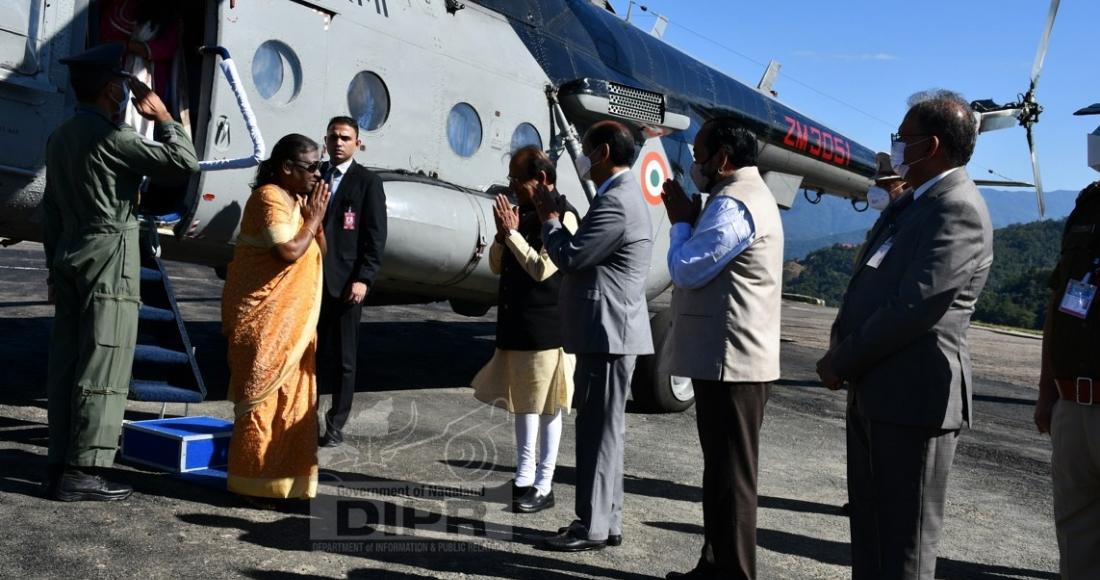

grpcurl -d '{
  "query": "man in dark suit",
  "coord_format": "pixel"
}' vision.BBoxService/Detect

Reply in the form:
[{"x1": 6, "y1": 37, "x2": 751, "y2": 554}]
[
  {"x1": 817, "y1": 90, "x2": 994, "y2": 580},
  {"x1": 318, "y1": 115, "x2": 387, "y2": 447},
  {"x1": 532, "y1": 120, "x2": 654, "y2": 552}
]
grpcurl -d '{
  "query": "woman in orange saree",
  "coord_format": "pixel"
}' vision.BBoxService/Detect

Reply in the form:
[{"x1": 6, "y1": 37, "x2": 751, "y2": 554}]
[{"x1": 221, "y1": 134, "x2": 330, "y2": 504}]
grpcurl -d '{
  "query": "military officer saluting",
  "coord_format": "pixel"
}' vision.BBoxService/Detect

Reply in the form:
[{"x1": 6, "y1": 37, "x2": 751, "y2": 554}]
[{"x1": 42, "y1": 43, "x2": 199, "y2": 501}]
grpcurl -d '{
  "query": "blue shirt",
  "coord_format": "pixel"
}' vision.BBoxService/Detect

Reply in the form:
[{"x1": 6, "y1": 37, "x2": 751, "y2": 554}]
[
  {"x1": 667, "y1": 196, "x2": 756, "y2": 290},
  {"x1": 596, "y1": 169, "x2": 631, "y2": 196}
]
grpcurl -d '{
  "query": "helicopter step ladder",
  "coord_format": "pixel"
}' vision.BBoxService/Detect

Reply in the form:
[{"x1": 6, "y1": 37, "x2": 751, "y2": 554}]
[{"x1": 128, "y1": 250, "x2": 207, "y2": 418}]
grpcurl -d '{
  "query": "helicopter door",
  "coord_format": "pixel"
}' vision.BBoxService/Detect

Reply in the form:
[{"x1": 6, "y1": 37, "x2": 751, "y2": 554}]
[{"x1": 180, "y1": 0, "x2": 330, "y2": 247}]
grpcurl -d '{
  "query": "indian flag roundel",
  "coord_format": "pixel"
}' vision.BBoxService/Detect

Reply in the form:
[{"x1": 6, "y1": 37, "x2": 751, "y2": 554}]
[{"x1": 640, "y1": 151, "x2": 670, "y2": 206}]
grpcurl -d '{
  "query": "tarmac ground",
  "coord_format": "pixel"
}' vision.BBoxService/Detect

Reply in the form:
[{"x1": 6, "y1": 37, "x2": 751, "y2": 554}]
[{"x1": 0, "y1": 243, "x2": 1059, "y2": 579}]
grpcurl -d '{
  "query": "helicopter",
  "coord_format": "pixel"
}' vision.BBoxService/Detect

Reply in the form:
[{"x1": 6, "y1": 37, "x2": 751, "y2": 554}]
[{"x1": 0, "y1": 0, "x2": 886, "y2": 412}]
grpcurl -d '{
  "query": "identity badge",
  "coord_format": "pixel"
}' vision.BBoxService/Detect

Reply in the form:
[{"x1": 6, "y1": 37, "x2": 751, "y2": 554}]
[
  {"x1": 343, "y1": 209, "x2": 357, "y2": 231},
  {"x1": 866, "y1": 238, "x2": 894, "y2": 269},
  {"x1": 1059, "y1": 277, "x2": 1097, "y2": 319}
]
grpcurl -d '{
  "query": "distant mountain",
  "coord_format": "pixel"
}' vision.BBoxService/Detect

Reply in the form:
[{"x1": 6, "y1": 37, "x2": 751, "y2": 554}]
[
  {"x1": 780, "y1": 187, "x2": 1081, "y2": 259},
  {"x1": 784, "y1": 228, "x2": 867, "y2": 261}
]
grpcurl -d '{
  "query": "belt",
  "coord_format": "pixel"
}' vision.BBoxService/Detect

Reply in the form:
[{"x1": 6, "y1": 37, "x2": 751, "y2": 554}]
[{"x1": 1056, "y1": 378, "x2": 1100, "y2": 405}]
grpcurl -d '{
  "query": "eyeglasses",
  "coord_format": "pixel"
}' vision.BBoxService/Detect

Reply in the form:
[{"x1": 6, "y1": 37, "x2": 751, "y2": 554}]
[
  {"x1": 290, "y1": 160, "x2": 322, "y2": 173},
  {"x1": 890, "y1": 132, "x2": 930, "y2": 143}
]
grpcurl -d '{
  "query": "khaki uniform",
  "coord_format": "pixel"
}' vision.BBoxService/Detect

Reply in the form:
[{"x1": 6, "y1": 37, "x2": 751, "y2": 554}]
[
  {"x1": 42, "y1": 107, "x2": 198, "y2": 468},
  {"x1": 1045, "y1": 184, "x2": 1100, "y2": 579}
]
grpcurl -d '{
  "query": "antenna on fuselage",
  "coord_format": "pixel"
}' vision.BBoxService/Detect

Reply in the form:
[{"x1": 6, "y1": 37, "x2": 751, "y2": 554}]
[{"x1": 757, "y1": 60, "x2": 781, "y2": 98}]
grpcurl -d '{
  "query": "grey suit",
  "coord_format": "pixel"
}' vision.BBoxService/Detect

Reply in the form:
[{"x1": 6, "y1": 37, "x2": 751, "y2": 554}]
[
  {"x1": 543, "y1": 172, "x2": 654, "y2": 541},
  {"x1": 831, "y1": 168, "x2": 993, "y2": 579}
]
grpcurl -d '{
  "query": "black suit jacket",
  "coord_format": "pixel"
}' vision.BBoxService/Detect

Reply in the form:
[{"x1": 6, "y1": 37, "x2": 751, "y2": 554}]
[{"x1": 322, "y1": 160, "x2": 387, "y2": 298}]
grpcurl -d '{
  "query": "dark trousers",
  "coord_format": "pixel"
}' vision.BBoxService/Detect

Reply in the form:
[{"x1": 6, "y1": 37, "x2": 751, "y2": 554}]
[
  {"x1": 692, "y1": 380, "x2": 770, "y2": 580},
  {"x1": 317, "y1": 292, "x2": 363, "y2": 437},
  {"x1": 847, "y1": 400, "x2": 959, "y2": 580},
  {"x1": 573, "y1": 353, "x2": 635, "y2": 541}
]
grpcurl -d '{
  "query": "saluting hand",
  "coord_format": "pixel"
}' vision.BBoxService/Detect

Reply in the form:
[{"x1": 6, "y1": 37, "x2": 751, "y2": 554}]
[
  {"x1": 661, "y1": 179, "x2": 702, "y2": 225},
  {"x1": 301, "y1": 180, "x2": 331, "y2": 229},
  {"x1": 127, "y1": 76, "x2": 171, "y2": 123}
]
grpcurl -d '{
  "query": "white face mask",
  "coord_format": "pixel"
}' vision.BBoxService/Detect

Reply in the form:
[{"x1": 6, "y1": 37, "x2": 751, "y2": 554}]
[
  {"x1": 574, "y1": 151, "x2": 593, "y2": 181},
  {"x1": 1088, "y1": 129, "x2": 1100, "y2": 173},
  {"x1": 866, "y1": 186, "x2": 891, "y2": 211},
  {"x1": 690, "y1": 162, "x2": 710, "y2": 192},
  {"x1": 890, "y1": 137, "x2": 931, "y2": 179},
  {"x1": 109, "y1": 80, "x2": 130, "y2": 120}
]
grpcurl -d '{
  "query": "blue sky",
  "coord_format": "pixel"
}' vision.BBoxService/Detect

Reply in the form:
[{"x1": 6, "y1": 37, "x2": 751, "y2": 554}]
[{"x1": 607, "y1": 0, "x2": 1100, "y2": 195}]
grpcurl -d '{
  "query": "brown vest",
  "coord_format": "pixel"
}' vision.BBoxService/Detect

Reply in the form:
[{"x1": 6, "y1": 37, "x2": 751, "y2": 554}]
[{"x1": 668, "y1": 167, "x2": 784, "y2": 382}]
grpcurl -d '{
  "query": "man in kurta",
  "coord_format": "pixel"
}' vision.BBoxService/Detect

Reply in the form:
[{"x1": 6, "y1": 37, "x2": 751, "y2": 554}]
[{"x1": 42, "y1": 43, "x2": 199, "y2": 501}]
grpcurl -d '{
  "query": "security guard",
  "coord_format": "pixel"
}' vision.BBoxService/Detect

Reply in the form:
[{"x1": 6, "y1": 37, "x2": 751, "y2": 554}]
[
  {"x1": 42, "y1": 43, "x2": 199, "y2": 501},
  {"x1": 1035, "y1": 179, "x2": 1100, "y2": 577}
]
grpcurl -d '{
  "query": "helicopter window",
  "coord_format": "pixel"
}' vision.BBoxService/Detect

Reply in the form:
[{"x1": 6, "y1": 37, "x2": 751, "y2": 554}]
[
  {"x1": 347, "y1": 71, "x2": 390, "y2": 132},
  {"x1": 251, "y1": 40, "x2": 301, "y2": 105},
  {"x1": 510, "y1": 123, "x2": 543, "y2": 152},
  {"x1": 447, "y1": 103, "x2": 482, "y2": 158}
]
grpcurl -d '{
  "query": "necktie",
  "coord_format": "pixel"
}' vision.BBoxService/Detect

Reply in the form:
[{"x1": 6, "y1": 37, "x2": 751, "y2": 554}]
[{"x1": 327, "y1": 167, "x2": 341, "y2": 210}]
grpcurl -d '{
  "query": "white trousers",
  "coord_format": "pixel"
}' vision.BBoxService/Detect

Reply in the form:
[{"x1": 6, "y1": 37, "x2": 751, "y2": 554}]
[{"x1": 514, "y1": 410, "x2": 563, "y2": 495}]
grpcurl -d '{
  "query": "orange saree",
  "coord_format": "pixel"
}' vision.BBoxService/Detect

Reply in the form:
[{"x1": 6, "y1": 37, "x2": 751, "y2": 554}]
[{"x1": 222, "y1": 184, "x2": 323, "y2": 499}]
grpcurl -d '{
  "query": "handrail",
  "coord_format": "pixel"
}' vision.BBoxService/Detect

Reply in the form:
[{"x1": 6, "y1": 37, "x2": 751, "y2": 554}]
[{"x1": 196, "y1": 46, "x2": 265, "y2": 171}]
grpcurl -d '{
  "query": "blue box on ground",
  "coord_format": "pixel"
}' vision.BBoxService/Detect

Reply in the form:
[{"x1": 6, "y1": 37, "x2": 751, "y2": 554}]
[{"x1": 120, "y1": 416, "x2": 233, "y2": 473}]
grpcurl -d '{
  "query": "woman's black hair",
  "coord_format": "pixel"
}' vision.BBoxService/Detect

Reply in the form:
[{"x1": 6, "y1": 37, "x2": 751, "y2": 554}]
[{"x1": 252, "y1": 134, "x2": 319, "y2": 189}]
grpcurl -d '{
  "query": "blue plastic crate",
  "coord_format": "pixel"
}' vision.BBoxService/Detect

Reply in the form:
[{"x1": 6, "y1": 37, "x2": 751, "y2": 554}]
[{"x1": 120, "y1": 416, "x2": 233, "y2": 473}]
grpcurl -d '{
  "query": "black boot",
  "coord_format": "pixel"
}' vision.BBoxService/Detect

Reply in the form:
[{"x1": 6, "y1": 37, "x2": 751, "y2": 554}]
[
  {"x1": 52, "y1": 468, "x2": 133, "y2": 502},
  {"x1": 40, "y1": 464, "x2": 65, "y2": 498}
]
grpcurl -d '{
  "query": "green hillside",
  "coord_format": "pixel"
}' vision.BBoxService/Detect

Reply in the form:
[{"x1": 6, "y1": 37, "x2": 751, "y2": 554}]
[
  {"x1": 780, "y1": 188, "x2": 1079, "y2": 260},
  {"x1": 784, "y1": 218, "x2": 1066, "y2": 330}
]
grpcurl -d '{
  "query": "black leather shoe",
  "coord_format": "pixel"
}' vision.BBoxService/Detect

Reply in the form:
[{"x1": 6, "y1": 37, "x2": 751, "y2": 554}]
[
  {"x1": 319, "y1": 430, "x2": 344, "y2": 448},
  {"x1": 41, "y1": 464, "x2": 65, "y2": 498},
  {"x1": 52, "y1": 469, "x2": 132, "y2": 502},
  {"x1": 515, "y1": 488, "x2": 554, "y2": 513},
  {"x1": 508, "y1": 479, "x2": 532, "y2": 501},
  {"x1": 556, "y1": 524, "x2": 622, "y2": 546},
  {"x1": 539, "y1": 529, "x2": 606, "y2": 552},
  {"x1": 554, "y1": 526, "x2": 624, "y2": 550}
]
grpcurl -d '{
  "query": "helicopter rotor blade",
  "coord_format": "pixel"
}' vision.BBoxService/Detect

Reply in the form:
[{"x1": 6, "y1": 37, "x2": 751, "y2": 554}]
[
  {"x1": 1026, "y1": 125, "x2": 1046, "y2": 218},
  {"x1": 1029, "y1": 0, "x2": 1060, "y2": 91}
]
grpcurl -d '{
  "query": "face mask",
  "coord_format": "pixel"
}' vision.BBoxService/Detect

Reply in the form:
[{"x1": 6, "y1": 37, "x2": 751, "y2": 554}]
[
  {"x1": 866, "y1": 186, "x2": 891, "y2": 211},
  {"x1": 890, "y1": 137, "x2": 931, "y2": 179},
  {"x1": 689, "y1": 152, "x2": 718, "y2": 192},
  {"x1": 1088, "y1": 129, "x2": 1100, "y2": 173},
  {"x1": 690, "y1": 162, "x2": 710, "y2": 192},
  {"x1": 574, "y1": 152, "x2": 593, "y2": 181},
  {"x1": 109, "y1": 80, "x2": 130, "y2": 120}
]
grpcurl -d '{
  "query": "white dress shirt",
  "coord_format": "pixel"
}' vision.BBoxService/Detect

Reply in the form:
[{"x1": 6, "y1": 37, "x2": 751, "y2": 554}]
[{"x1": 328, "y1": 158, "x2": 354, "y2": 196}]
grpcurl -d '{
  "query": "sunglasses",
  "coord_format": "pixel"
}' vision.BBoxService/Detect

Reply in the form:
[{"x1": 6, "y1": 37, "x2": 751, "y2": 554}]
[{"x1": 290, "y1": 160, "x2": 322, "y2": 173}]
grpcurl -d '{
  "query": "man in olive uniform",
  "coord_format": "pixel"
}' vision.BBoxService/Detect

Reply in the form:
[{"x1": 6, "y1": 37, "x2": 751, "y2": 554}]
[
  {"x1": 1035, "y1": 179, "x2": 1100, "y2": 578},
  {"x1": 42, "y1": 43, "x2": 199, "y2": 501}
]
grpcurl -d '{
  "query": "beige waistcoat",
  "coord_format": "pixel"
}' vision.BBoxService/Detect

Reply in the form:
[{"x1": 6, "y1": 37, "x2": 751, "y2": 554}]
[{"x1": 668, "y1": 166, "x2": 784, "y2": 383}]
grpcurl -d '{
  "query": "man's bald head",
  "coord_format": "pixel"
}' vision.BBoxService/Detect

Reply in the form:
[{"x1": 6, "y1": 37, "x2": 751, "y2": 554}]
[{"x1": 904, "y1": 89, "x2": 978, "y2": 167}]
